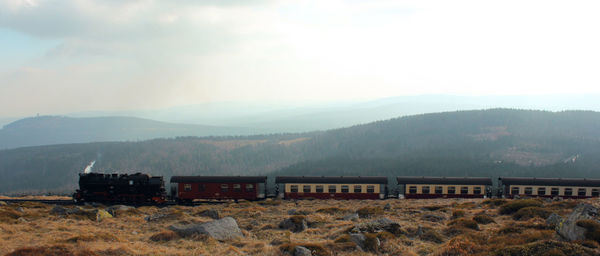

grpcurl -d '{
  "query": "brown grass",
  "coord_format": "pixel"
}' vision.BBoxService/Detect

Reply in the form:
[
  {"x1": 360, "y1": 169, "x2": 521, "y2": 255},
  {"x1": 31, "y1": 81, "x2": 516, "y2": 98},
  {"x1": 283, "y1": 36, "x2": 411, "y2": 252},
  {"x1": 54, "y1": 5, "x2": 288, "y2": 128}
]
[{"x1": 356, "y1": 206, "x2": 384, "y2": 218}]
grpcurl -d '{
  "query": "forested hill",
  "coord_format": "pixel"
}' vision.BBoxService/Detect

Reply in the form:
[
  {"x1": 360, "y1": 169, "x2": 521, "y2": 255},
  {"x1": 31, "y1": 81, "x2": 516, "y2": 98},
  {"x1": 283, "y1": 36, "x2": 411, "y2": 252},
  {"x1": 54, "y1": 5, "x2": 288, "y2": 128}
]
[
  {"x1": 2, "y1": 109, "x2": 600, "y2": 194},
  {"x1": 0, "y1": 116, "x2": 259, "y2": 149}
]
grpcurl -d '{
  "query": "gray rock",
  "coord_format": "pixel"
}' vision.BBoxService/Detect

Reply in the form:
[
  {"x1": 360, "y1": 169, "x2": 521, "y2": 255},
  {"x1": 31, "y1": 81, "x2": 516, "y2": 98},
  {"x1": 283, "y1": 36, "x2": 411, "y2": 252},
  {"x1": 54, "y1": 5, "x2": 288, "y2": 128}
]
[
  {"x1": 557, "y1": 203, "x2": 599, "y2": 241},
  {"x1": 50, "y1": 205, "x2": 68, "y2": 215},
  {"x1": 294, "y1": 246, "x2": 312, "y2": 256},
  {"x1": 169, "y1": 217, "x2": 243, "y2": 241},
  {"x1": 198, "y1": 209, "x2": 220, "y2": 219},
  {"x1": 343, "y1": 213, "x2": 359, "y2": 221},
  {"x1": 15, "y1": 207, "x2": 25, "y2": 213},
  {"x1": 384, "y1": 203, "x2": 392, "y2": 211},
  {"x1": 279, "y1": 216, "x2": 307, "y2": 232},
  {"x1": 546, "y1": 213, "x2": 563, "y2": 228},
  {"x1": 105, "y1": 205, "x2": 134, "y2": 216},
  {"x1": 352, "y1": 218, "x2": 402, "y2": 235},
  {"x1": 17, "y1": 217, "x2": 28, "y2": 223},
  {"x1": 349, "y1": 233, "x2": 380, "y2": 252},
  {"x1": 422, "y1": 214, "x2": 446, "y2": 222}
]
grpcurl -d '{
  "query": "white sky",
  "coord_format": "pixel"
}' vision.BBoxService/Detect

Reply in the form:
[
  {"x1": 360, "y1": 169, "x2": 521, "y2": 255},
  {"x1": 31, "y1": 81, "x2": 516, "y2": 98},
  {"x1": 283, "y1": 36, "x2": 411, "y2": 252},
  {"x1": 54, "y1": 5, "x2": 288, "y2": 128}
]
[{"x1": 1, "y1": 0, "x2": 599, "y2": 116}]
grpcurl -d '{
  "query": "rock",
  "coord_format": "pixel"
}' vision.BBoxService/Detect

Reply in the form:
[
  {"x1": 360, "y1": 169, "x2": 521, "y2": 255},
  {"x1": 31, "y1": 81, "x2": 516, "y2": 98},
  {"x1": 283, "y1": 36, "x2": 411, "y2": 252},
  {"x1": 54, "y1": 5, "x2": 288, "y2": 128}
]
[
  {"x1": 294, "y1": 246, "x2": 312, "y2": 256},
  {"x1": 50, "y1": 206, "x2": 68, "y2": 215},
  {"x1": 168, "y1": 217, "x2": 243, "y2": 241},
  {"x1": 198, "y1": 209, "x2": 220, "y2": 219},
  {"x1": 546, "y1": 213, "x2": 563, "y2": 228},
  {"x1": 17, "y1": 217, "x2": 28, "y2": 223},
  {"x1": 105, "y1": 205, "x2": 134, "y2": 216},
  {"x1": 352, "y1": 218, "x2": 402, "y2": 235},
  {"x1": 0, "y1": 201, "x2": 7, "y2": 206},
  {"x1": 384, "y1": 203, "x2": 392, "y2": 211},
  {"x1": 349, "y1": 233, "x2": 380, "y2": 252},
  {"x1": 422, "y1": 214, "x2": 446, "y2": 222},
  {"x1": 15, "y1": 207, "x2": 25, "y2": 213},
  {"x1": 95, "y1": 209, "x2": 113, "y2": 222},
  {"x1": 145, "y1": 210, "x2": 183, "y2": 222},
  {"x1": 343, "y1": 213, "x2": 359, "y2": 221},
  {"x1": 557, "y1": 203, "x2": 599, "y2": 241},
  {"x1": 279, "y1": 216, "x2": 307, "y2": 233}
]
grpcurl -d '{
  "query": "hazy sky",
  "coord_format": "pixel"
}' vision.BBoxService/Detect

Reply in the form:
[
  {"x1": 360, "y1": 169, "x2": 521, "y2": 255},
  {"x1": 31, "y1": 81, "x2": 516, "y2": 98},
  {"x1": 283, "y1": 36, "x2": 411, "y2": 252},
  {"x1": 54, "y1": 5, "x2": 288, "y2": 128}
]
[{"x1": 1, "y1": 0, "x2": 600, "y2": 117}]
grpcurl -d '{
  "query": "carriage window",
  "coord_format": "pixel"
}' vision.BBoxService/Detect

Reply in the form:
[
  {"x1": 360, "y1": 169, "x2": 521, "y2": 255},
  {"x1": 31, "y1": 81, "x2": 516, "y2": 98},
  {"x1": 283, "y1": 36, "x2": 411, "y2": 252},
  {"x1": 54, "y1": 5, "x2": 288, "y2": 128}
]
[
  {"x1": 408, "y1": 186, "x2": 417, "y2": 194},
  {"x1": 303, "y1": 185, "x2": 311, "y2": 193},
  {"x1": 245, "y1": 184, "x2": 254, "y2": 192},
  {"x1": 221, "y1": 184, "x2": 228, "y2": 192},
  {"x1": 290, "y1": 185, "x2": 298, "y2": 193},
  {"x1": 593, "y1": 189, "x2": 600, "y2": 197},
  {"x1": 551, "y1": 187, "x2": 559, "y2": 196},
  {"x1": 578, "y1": 188, "x2": 587, "y2": 196},
  {"x1": 354, "y1": 185, "x2": 362, "y2": 193},
  {"x1": 184, "y1": 184, "x2": 192, "y2": 192},
  {"x1": 422, "y1": 186, "x2": 430, "y2": 194},
  {"x1": 341, "y1": 185, "x2": 349, "y2": 193},
  {"x1": 435, "y1": 186, "x2": 443, "y2": 194},
  {"x1": 524, "y1": 187, "x2": 533, "y2": 195},
  {"x1": 564, "y1": 188, "x2": 573, "y2": 196},
  {"x1": 460, "y1": 187, "x2": 469, "y2": 194},
  {"x1": 329, "y1": 185, "x2": 337, "y2": 193},
  {"x1": 473, "y1": 187, "x2": 482, "y2": 195},
  {"x1": 233, "y1": 184, "x2": 241, "y2": 192},
  {"x1": 511, "y1": 186, "x2": 520, "y2": 195},
  {"x1": 537, "y1": 187, "x2": 545, "y2": 195},
  {"x1": 448, "y1": 186, "x2": 456, "y2": 194},
  {"x1": 367, "y1": 185, "x2": 375, "y2": 193},
  {"x1": 316, "y1": 185, "x2": 324, "y2": 193}
]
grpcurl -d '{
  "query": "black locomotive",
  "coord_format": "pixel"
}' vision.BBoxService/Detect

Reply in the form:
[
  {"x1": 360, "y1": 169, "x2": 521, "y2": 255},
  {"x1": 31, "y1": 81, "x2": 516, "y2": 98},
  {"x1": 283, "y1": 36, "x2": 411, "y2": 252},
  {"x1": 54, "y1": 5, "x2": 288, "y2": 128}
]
[{"x1": 73, "y1": 172, "x2": 166, "y2": 204}]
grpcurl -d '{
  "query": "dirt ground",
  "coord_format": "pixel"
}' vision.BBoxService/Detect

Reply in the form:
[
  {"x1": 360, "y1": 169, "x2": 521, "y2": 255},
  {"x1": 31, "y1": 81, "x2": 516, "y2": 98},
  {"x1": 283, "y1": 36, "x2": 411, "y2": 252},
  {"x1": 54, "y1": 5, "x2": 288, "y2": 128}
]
[{"x1": 1, "y1": 197, "x2": 599, "y2": 256}]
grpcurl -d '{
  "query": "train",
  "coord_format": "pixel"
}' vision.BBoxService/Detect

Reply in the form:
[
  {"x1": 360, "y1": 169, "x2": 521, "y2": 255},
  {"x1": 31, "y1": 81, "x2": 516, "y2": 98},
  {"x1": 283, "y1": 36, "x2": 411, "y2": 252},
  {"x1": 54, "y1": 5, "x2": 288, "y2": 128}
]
[{"x1": 73, "y1": 172, "x2": 600, "y2": 204}]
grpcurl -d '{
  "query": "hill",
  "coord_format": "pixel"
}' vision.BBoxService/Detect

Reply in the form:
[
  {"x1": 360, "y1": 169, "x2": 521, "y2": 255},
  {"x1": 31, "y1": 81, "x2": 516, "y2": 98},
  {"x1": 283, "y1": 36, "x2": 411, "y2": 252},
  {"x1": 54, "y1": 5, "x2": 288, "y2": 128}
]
[
  {"x1": 0, "y1": 116, "x2": 260, "y2": 150},
  {"x1": 2, "y1": 109, "x2": 600, "y2": 194}
]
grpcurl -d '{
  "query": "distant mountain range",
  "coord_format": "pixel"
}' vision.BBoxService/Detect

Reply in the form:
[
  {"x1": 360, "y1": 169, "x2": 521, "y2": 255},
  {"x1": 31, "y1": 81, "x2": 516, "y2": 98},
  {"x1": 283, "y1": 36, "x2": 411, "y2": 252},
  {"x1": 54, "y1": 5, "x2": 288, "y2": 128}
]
[
  {"x1": 2, "y1": 109, "x2": 600, "y2": 194},
  {"x1": 0, "y1": 116, "x2": 260, "y2": 150}
]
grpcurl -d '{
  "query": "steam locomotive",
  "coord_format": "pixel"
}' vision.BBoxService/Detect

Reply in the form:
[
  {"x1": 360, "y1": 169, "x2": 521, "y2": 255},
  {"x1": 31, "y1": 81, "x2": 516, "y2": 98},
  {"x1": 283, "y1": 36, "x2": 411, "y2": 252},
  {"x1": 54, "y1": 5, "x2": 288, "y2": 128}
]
[{"x1": 74, "y1": 172, "x2": 600, "y2": 204}]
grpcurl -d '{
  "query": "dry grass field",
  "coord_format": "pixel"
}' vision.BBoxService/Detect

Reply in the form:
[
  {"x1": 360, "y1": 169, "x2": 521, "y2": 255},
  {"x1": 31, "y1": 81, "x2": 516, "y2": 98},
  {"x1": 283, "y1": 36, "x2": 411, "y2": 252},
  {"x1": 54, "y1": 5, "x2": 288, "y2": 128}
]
[{"x1": 1, "y1": 197, "x2": 600, "y2": 256}]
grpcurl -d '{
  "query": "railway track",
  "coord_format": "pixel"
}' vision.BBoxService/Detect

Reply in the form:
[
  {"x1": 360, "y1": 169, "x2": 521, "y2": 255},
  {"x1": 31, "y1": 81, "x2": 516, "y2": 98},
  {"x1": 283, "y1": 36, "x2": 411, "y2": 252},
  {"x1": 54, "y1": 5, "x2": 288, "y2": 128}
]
[
  {"x1": 1, "y1": 199, "x2": 75, "y2": 205},
  {"x1": 0, "y1": 198, "x2": 236, "y2": 206}
]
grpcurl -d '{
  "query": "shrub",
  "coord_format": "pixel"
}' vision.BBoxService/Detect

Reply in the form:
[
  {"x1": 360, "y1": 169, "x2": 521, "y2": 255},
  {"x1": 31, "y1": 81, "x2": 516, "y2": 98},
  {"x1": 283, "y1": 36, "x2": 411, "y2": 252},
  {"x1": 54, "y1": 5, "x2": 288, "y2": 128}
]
[
  {"x1": 577, "y1": 219, "x2": 600, "y2": 243},
  {"x1": 149, "y1": 230, "x2": 180, "y2": 242},
  {"x1": 451, "y1": 210, "x2": 465, "y2": 219},
  {"x1": 482, "y1": 199, "x2": 508, "y2": 207},
  {"x1": 499, "y1": 199, "x2": 543, "y2": 215},
  {"x1": 448, "y1": 218, "x2": 479, "y2": 230},
  {"x1": 513, "y1": 207, "x2": 553, "y2": 220},
  {"x1": 356, "y1": 207, "x2": 384, "y2": 218},
  {"x1": 473, "y1": 214, "x2": 495, "y2": 224}
]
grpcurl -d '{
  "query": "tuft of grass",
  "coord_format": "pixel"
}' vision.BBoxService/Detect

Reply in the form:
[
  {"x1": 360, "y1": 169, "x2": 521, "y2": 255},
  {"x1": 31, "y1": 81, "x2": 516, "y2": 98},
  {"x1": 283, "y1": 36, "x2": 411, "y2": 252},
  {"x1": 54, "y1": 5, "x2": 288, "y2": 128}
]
[
  {"x1": 334, "y1": 234, "x2": 351, "y2": 243},
  {"x1": 363, "y1": 233, "x2": 381, "y2": 253},
  {"x1": 448, "y1": 218, "x2": 479, "y2": 230},
  {"x1": 423, "y1": 205, "x2": 446, "y2": 211},
  {"x1": 473, "y1": 214, "x2": 495, "y2": 224},
  {"x1": 451, "y1": 210, "x2": 465, "y2": 219},
  {"x1": 356, "y1": 207, "x2": 384, "y2": 218},
  {"x1": 258, "y1": 200, "x2": 282, "y2": 206},
  {"x1": 316, "y1": 207, "x2": 350, "y2": 215},
  {"x1": 513, "y1": 207, "x2": 553, "y2": 220},
  {"x1": 149, "y1": 230, "x2": 180, "y2": 242},
  {"x1": 499, "y1": 199, "x2": 543, "y2": 215},
  {"x1": 577, "y1": 219, "x2": 600, "y2": 243},
  {"x1": 0, "y1": 208, "x2": 22, "y2": 223},
  {"x1": 420, "y1": 229, "x2": 445, "y2": 244},
  {"x1": 482, "y1": 199, "x2": 508, "y2": 207},
  {"x1": 65, "y1": 233, "x2": 120, "y2": 243},
  {"x1": 434, "y1": 236, "x2": 478, "y2": 256},
  {"x1": 493, "y1": 240, "x2": 595, "y2": 256},
  {"x1": 5, "y1": 245, "x2": 97, "y2": 256}
]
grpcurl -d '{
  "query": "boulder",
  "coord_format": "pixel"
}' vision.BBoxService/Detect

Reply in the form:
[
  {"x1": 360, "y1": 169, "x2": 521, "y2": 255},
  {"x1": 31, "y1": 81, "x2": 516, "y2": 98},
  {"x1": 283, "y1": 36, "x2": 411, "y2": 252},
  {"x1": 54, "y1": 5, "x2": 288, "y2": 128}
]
[
  {"x1": 352, "y1": 218, "x2": 402, "y2": 235},
  {"x1": 168, "y1": 217, "x2": 242, "y2": 241},
  {"x1": 15, "y1": 207, "x2": 25, "y2": 213},
  {"x1": 343, "y1": 213, "x2": 359, "y2": 221},
  {"x1": 105, "y1": 205, "x2": 134, "y2": 216},
  {"x1": 349, "y1": 233, "x2": 380, "y2": 252},
  {"x1": 422, "y1": 214, "x2": 446, "y2": 222},
  {"x1": 557, "y1": 203, "x2": 599, "y2": 241},
  {"x1": 17, "y1": 217, "x2": 28, "y2": 223},
  {"x1": 546, "y1": 213, "x2": 563, "y2": 228},
  {"x1": 384, "y1": 203, "x2": 392, "y2": 211},
  {"x1": 198, "y1": 209, "x2": 220, "y2": 219},
  {"x1": 50, "y1": 205, "x2": 68, "y2": 215},
  {"x1": 294, "y1": 246, "x2": 312, "y2": 256},
  {"x1": 95, "y1": 209, "x2": 113, "y2": 222},
  {"x1": 279, "y1": 216, "x2": 307, "y2": 233}
]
